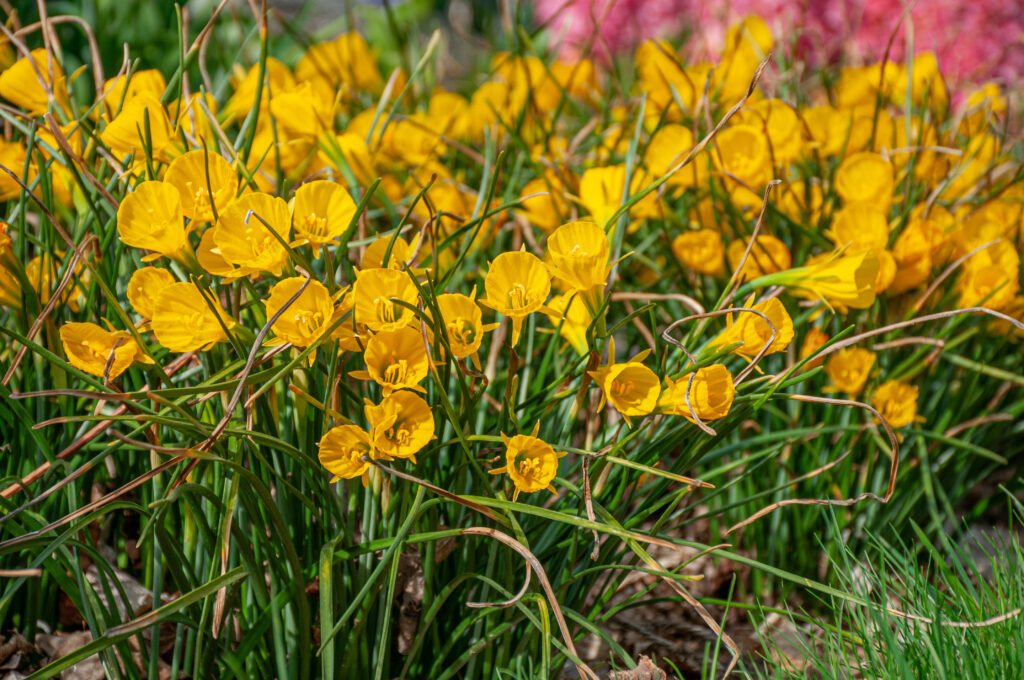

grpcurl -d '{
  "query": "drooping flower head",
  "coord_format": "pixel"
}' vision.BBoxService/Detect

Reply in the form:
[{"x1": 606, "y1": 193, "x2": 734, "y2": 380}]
[
  {"x1": 59, "y1": 322, "x2": 151, "y2": 380},
  {"x1": 710, "y1": 296, "x2": 794, "y2": 361},
  {"x1": 23, "y1": 254, "x2": 84, "y2": 312},
  {"x1": 164, "y1": 149, "x2": 239, "y2": 223},
  {"x1": 518, "y1": 174, "x2": 570, "y2": 232},
  {"x1": 713, "y1": 124, "x2": 772, "y2": 187},
  {"x1": 480, "y1": 250, "x2": 551, "y2": 346},
  {"x1": 223, "y1": 57, "x2": 295, "y2": 125},
  {"x1": 799, "y1": 327, "x2": 830, "y2": 370},
  {"x1": 659, "y1": 364, "x2": 735, "y2": 422},
  {"x1": 782, "y1": 250, "x2": 880, "y2": 310},
  {"x1": 101, "y1": 68, "x2": 166, "y2": 117},
  {"x1": 825, "y1": 348, "x2": 876, "y2": 396},
  {"x1": 726, "y1": 234, "x2": 792, "y2": 281},
  {"x1": 117, "y1": 181, "x2": 189, "y2": 262},
  {"x1": 264, "y1": 277, "x2": 335, "y2": 348},
  {"x1": 101, "y1": 94, "x2": 176, "y2": 161},
  {"x1": 352, "y1": 268, "x2": 419, "y2": 332},
  {"x1": 291, "y1": 180, "x2": 357, "y2": 254},
  {"x1": 872, "y1": 380, "x2": 920, "y2": 429},
  {"x1": 672, "y1": 229, "x2": 725, "y2": 276},
  {"x1": 214, "y1": 193, "x2": 292, "y2": 277},
  {"x1": 127, "y1": 267, "x2": 176, "y2": 321},
  {"x1": 353, "y1": 326, "x2": 430, "y2": 395},
  {"x1": 835, "y1": 152, "x2": 894, "y2": 212},
  {"x1": 545, "y1": 220, "x2": 612, "y2": 297},
  {"x1": 588, "y1": 338, "x2": 660, "y2": 422},
  {"x1": 0, "y1": 48, "x2": 69, "y2": 115},
  {"x1": 365, "y1": 391, "x2": 435, "y2": 462},
  {"x1": 827, "y1": 205, "x2": 889, "y2": 253},
  {"x1": 488, "y1": 425, "x2": 564, "y2": 501},
  {"x1": 318, "y1": 424, "x2": 374, "y2": 484},
  {"x1": 151, "y1": 282, "x2": 235, "y2": 352}
]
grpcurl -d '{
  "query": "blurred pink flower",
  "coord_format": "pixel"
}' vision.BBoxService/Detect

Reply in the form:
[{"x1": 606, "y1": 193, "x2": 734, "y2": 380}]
[
  {"x1": 535, "y1": 0, "x2": 1024, "y2": 86},
  {"x1": 533, "y1": 0, "x2": 691, "y2": 60}
]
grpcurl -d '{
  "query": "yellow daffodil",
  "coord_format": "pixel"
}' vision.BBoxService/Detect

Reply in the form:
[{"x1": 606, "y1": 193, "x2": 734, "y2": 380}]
[
  {"x1": 164, "y1": 149, "x2": 239, "y2": 223},
  {"x1": 825, "y1": 348, "x2": 875, "y2": 396},
  {"x1": 24, "y1": 254, "x2": 84, "y2": 312},
  {"x1": 196, "y1": 228, "x2": 238, "y2": 277},
  {"x1": 710, "y1": 296, "x2": 794, "y2": 360},
  {"x1": 0, "y1": 141, "x2": 28, "y2": 201},
  {"x1": 101, "y1": 68, "x2": 166, "y2": 116},
  {"x1": 0, "y1": 48, "x2": 69, "y2": 115},
  {"x1": 579, "y1": 164, "x2": 660, "y2": 230},
  {"x1": 782, "y1": 250, "x2": 880, "y2": 310},
  {"x1": 778, "y1": 181, "x2": 825, "y2": 226},
  {"x1": 543, "y1": 292, "x2": 592, "y2": 356},
  {"x1": 269, "y1": 81, "x2": 335, "y2": 139},
  {"x1": 331, "y1": 287, "x2": 372, "y2": 353},
  {"x1": 173, "y1": 92, "x2": 219, "y2": 149},
  {"x1": 799, "y1": 327, "x2": 830, "y2": 370},
  {"x1": 318, "y1": 131, "x2": 376, "y2": 186},
  {"x1": 0, "y1": 263, "x2": 19, "y2": 310},
  {"x1": 126, "y1": 267, "x2": 176, "y2": 320},
  {"x1": 545, "y1": 220, "x2": 612, "y2": 299},
  {"x1": 480, "y1": 250, "x2": 551, "y2": 346},
  {"x1": 713, "y1": 16, "x2": 772, "y2": 101},
  {"x1": 352, "y1": 268, "x2": 419, "y2": 332},
  {"x1": 518, "y1": 174, "x2": 571, "y2": 233},
  {"x1": 318, "y1": 424, "x2": 374, "y2": 484},
  {"x1": 151, "y1": 282, "x2": 234, "y2": 352},
  {"x1": 116, "y1": 181, "x2": 189, "y2": 262},
  {"x1": 264, "y1": 277, "x2": 335, "y2": 348},
  {"x1": 672, "y1": 229, "x2": 724, "y2": 276},
  {"x1": 291, "y1": 180, "x2": 357, "y2": 254},
  {"x1": 223, "y1": 57, "x2": 295, "y2": 125},
  {"x1": 295, "y1": 32, "x2": 382, "y2": 96},
  {"x1": 635, "y1": 40, "x2": 701, "y2": 116},
  {"x1": 872, "y1": 380, "x2": 920, "y2": 428},
  {"x1": 365, "y1": 391, "x2": 435, "y2": 462},
  {"x1": 59, "y1": 322, "x2": 151, "y2": 379},
  {"x1": 588, "y1": 339, "x2": 660, "y2": 421},
  {"x1": 360, "y1": 233, "x2": 420, "y2": 272},
  {"x1": 835, "y1": 152, "x2": 894, "y2": 212},
  {"x1": 958, "y1": 262, "x2": 1020, "y2": 310},
  {"x1": 435, "y1": 291, "x2": 496, "y2": 369},
  {"x1": 488, "y1": 424, "x2": 564, "y2": 501},
  {"x1": 659, "y1": 364, "x2": 735, "y2": 422},
  {"x1": 737, "y1": 99, "x2": 804, "y2": 166},
  {"x1": 827, "y1": 205, "x2": 890, "y2": 253},
  {"x1": 645, "y1": 124, "x2": 698, "y2": 188},
  {"x1": 727, "y1": 234, "x2": 792, "y2": 280},
  {"x1": 101, "y1": 94, "x2": 176, "y2": 161},
  {"x1": 214, "y1": 193, "x2": 292, "y2": 277},
  {"x1": 712, "y1": 124, "x2": 772, "y2": 188},
  {"x1": 351, "y1": 326, "x2": 429, "y2": 395}
]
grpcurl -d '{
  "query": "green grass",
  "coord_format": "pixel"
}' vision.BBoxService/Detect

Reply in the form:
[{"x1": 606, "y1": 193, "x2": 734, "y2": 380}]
[{"x1": 751, "y1": 509, "x2": 1024, "y2": 679}]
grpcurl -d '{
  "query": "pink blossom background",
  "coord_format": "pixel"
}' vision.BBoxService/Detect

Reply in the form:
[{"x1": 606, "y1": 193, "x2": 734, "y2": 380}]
[{"x1": 534, "y1": 0, "x2": 1024, "y2": 86}]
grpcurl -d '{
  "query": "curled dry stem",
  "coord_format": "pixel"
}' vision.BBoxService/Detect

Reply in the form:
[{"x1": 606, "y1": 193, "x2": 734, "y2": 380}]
[
  {"x1": 458, "y1": 527, "x2": 599, "y2": 680},
  {"x1": 725, "y1": 393, "x2": 899, "y2": 536}
]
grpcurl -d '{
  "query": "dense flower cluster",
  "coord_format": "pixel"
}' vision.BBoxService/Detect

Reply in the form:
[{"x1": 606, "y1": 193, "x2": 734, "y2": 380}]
[{"x1": 0, "y1": 13, "x2": 1020, "y2": 503}]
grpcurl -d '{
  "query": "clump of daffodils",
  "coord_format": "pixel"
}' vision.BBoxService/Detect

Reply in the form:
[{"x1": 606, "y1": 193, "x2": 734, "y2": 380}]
[{"x1": 1, "y1": 10, "x2": 1021, "y2": 514}]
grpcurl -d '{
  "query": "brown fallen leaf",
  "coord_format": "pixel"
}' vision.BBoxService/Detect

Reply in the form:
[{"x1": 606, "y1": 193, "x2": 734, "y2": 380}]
[{"x1": 608, "y1": 655, "x2": 667, "y2": 680}]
